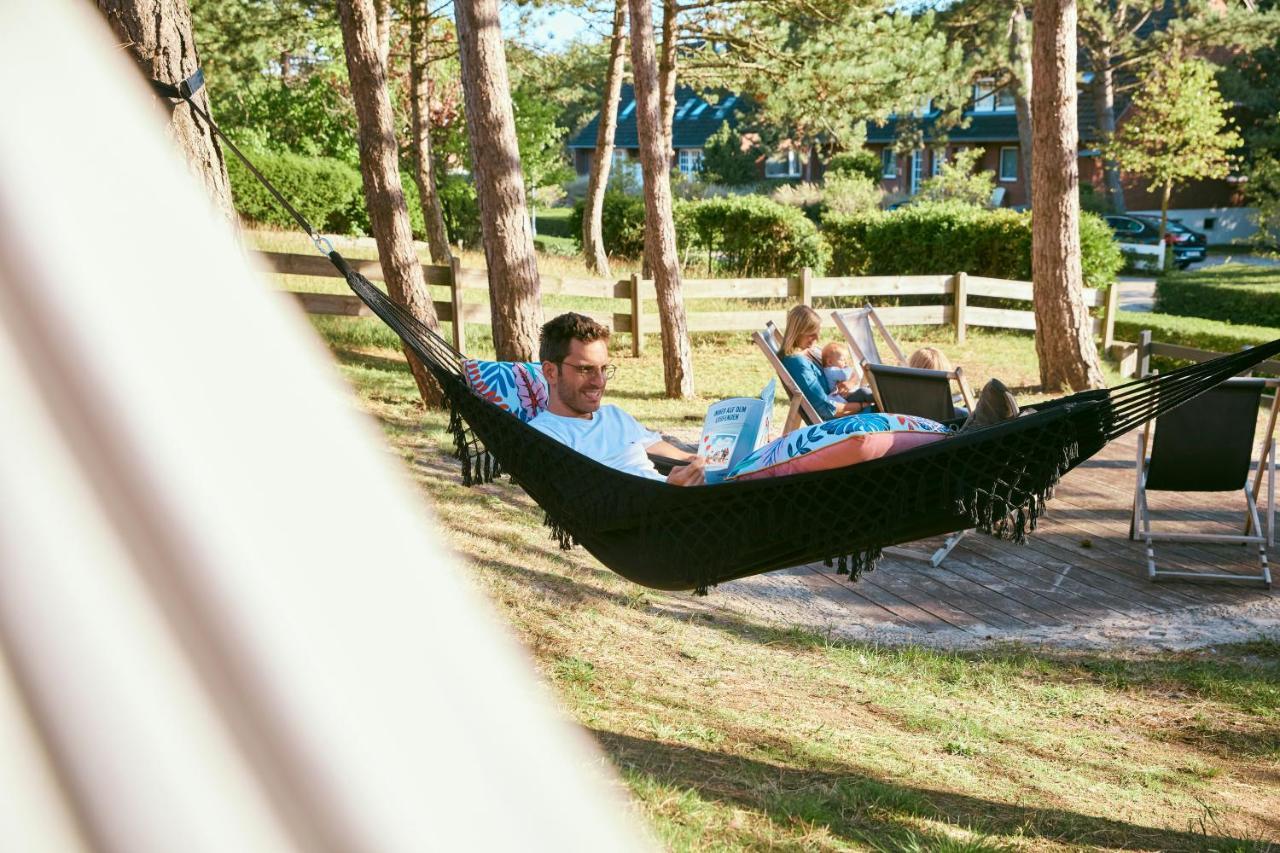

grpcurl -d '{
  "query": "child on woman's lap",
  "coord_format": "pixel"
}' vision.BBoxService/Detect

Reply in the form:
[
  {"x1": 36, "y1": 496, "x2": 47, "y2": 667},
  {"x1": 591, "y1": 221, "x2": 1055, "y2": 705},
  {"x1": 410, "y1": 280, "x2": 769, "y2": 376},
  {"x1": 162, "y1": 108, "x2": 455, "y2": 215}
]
[{"x1": 820, "y1": 342, "x2": 875, "y2": 408}]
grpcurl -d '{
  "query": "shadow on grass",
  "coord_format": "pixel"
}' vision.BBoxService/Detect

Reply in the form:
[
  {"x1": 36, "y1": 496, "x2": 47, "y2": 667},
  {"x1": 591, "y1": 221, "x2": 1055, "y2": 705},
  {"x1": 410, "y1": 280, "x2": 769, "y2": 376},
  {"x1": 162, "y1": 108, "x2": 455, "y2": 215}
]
[{"x1": 591, "y1": 729, "x2": 1267, "y2": 852}]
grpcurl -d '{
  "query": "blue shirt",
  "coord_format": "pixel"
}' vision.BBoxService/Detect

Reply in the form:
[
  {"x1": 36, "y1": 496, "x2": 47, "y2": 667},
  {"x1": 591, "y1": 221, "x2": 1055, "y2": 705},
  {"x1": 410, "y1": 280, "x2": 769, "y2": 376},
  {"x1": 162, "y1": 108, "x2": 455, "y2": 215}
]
[
  {"x1": 529, "y1": 405, "x2": 666, "y2": 481},
  {"x1": 781, "y1": 353, "x2": 836, "y2": 420}
]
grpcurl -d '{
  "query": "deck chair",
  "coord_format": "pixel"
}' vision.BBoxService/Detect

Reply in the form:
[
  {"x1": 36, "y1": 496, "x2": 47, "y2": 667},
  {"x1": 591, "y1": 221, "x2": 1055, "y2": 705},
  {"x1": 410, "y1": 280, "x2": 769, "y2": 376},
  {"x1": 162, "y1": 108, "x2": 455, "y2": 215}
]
[
  {"x1": 753, "y1": 321, "x2": 822, "y2": 433},
  {"x1": 864, "y1": 363, "x2": 977, "y2": 567},
  {"x1": 831, "y1": 304, "x2": 907, "y2": 369},
  {"x1": 1129, "y1": 377, "x2": 1277, "y2": 587},
  {"x1": 864, "y1": 363, "x2": 976, "y2": 424}
]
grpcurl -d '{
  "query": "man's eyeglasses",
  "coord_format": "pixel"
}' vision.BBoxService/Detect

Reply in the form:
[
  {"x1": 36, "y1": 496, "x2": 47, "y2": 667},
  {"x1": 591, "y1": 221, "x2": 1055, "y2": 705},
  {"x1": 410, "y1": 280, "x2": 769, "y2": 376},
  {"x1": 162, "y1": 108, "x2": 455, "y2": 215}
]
[{"x1": 559, "y1": 360, "x2": 617, "y2": 380}]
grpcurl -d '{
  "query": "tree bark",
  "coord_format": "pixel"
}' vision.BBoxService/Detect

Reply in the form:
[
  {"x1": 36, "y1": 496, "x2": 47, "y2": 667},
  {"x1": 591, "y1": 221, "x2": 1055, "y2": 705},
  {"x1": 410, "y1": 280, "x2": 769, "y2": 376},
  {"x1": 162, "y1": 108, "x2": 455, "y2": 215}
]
[
  {"x1": 96, "y1": 0, "x2": 235, "y2": 223},
  {"x1": 629, "y1": 0, "x2": 694, "y2": 398},
  {"x1": 337, "y1": 0, "x2": 443, "y2": 407},
  {"x1": 455, "y1": 0, "x2": 543, "y2": 362},
  {"x1": 1031, "y1": 0, "x2": 1105, "y2": 392},
  {"x1": 1010, "y1": 2, "x2": 1034, "y2": 204},
  {"x1": 1093, "y1": 60, "x2": 1127, "y2": 212},
  {"x1": 375, "y1": 0, "x2": 392, "y2": 68},
  {"x1": 658, "y1": 0, "x2": 679, "y2": 155},
  {"x1": 409, "y1": 0, "x2": 453, "y2": 264},
  {"x1": 583, "y1": 0, "x2": 628, "y2": 277}
]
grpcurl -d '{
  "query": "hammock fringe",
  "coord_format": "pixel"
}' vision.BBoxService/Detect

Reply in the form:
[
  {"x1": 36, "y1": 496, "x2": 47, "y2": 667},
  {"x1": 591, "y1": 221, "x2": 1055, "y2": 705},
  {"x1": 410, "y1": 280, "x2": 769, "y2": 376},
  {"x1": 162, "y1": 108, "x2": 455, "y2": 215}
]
[{"x1": 544, "y1": 513, "x2": 576, "y2": 550}]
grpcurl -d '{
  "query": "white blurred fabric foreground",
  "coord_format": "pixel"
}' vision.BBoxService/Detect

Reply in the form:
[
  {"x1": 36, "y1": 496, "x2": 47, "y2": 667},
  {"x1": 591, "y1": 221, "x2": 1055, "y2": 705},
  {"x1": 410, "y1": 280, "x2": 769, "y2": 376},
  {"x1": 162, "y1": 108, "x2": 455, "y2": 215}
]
[{"x1": 0, "y1": 2, "x2": 650, "y2": 851}]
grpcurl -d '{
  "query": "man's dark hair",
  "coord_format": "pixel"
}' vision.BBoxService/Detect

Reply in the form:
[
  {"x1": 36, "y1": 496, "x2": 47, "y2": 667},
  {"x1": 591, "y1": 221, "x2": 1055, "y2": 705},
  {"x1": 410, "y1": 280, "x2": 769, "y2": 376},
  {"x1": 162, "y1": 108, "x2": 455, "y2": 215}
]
[{"x1": 539, "y1": 312, "x2": 611, "y2": 363}]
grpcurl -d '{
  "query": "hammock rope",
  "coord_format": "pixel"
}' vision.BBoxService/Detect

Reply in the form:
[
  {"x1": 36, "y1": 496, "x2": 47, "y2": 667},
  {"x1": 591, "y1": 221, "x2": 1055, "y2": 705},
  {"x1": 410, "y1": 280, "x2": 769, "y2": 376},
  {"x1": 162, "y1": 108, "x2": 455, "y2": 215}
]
[{"x1": 153, "y1": 72, "x2": 1280, "y2": 595}]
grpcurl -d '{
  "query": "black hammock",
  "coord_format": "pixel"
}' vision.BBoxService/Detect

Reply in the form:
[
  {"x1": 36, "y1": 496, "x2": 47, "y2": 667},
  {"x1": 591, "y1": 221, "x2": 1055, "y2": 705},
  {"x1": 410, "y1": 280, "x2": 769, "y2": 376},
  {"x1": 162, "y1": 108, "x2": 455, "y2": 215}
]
[
  {"x1": 332, "y1": 253, "x2": 1280, "y2": 594},
  {"x1": 152, "y1": 70, "x2": 1280, "y2": 595}
]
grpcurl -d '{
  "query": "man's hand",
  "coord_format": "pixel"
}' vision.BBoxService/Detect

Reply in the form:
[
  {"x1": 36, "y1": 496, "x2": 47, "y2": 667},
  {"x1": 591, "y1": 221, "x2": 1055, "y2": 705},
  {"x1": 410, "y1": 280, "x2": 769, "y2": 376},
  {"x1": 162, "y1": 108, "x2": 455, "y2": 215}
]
[
  {"x1": 667, "y1": 457, "x2": 707, "y2": 487},
  {"x1": 835, "y1": 379, "x2": 858, "y2": 396}
]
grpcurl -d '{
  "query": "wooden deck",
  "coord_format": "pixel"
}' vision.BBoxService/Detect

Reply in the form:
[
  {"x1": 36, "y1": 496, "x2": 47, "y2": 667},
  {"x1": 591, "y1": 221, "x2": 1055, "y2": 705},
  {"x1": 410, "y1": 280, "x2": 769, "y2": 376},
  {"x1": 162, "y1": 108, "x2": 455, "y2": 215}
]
[{"x1": 710, "y1": 433, "x2": 1280, "y2": 649}]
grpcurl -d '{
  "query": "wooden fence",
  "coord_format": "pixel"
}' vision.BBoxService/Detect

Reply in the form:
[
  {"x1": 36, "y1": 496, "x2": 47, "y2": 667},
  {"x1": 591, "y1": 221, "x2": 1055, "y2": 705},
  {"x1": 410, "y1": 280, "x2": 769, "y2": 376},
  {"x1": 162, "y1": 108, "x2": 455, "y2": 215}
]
[
  {"x1": 258, "y1": 252, "x2": 1120, "y2": 356},
  {"x1": 1115, "y1": 330, "x2": 1280, "y2": 379}
]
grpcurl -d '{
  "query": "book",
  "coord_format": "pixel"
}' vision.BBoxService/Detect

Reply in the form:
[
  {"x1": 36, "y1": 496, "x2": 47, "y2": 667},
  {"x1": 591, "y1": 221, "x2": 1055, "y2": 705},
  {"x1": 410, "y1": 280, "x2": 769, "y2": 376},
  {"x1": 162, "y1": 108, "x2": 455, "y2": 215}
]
[{"x1": 697, "y1": 379, "x2": 776, "y2": 484}]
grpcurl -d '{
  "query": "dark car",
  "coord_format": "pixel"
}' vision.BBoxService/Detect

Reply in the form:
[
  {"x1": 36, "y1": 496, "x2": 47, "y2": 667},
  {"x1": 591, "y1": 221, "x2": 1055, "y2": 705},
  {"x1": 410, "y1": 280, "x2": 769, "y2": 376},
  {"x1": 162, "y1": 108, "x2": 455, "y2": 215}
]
[{"x1": 1105, "y1": 214, "x2": 1207, "y2": 269}]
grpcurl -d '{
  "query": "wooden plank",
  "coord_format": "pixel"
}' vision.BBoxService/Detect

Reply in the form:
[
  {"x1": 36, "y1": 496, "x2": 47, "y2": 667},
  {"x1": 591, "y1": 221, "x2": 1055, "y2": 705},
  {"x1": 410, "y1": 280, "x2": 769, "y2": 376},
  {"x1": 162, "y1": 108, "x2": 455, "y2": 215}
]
[
  {"x1": 635, "y1": 310, "x2": 782, "y2": 334},
  {"x1": 810, "y1": 275, "x2": 951, "y2": 298},
  {"x1": 926, "y1": 555, "x2": 1069, "y2": 626},
  {"x1": 807, "y1": 565, "x2": 956, "y2": 633},
  {"x1": 538, "y1": 275, "x2": 616, "y2": 299},
  {"x1": 1149, "y1": 341, "x2": 1280, "y2": 375},
  {"x1": 256, "y1": 250, "x2": 457, "y2": 288},
  {"x1": 290, "y1": 291, "x2": 371, "y2": 317},
  {"x1": 873, "y1": 305, "x2": 950, "y2": 326},
  {"x1": 851, "y1": 567, "x2": 1001, "y2": 632},
  {"x1": 630, "y1": 277, "x2": 789, "y2": 299},
  {"x1": 965, "y1": 276, "x2": 1032, "y2": 301},
  {"x1": 895, "y1": 561, "x2": 1038, "y2": 628},
  {"x1": 965, "y1": 306, "x2": 1037, "y2": 330}
]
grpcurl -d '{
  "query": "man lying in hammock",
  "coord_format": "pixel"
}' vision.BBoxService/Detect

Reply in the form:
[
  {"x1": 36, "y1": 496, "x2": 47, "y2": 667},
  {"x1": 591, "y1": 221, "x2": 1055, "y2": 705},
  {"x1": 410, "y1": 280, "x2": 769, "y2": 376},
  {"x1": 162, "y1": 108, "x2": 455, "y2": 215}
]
[
  {"x1": 530, "y1": 313, "x2": 709, "y2": 486},
  {"x1": 529, "y1": 312, "x2": 1020, "y2": 488}
]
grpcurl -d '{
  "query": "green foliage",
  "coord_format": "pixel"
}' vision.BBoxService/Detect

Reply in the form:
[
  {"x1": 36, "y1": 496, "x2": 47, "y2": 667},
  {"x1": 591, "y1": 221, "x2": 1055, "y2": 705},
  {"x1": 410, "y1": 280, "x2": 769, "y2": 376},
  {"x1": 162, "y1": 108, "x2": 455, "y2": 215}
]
[
  {"x1": 1246, "y1": 155, "x2": 1280, "y2": 252},
  {"x1": 437, "y1": 175, "x2": 481, "y2": 248},
  {"x1": 511, "y1": 84, "x2": 573, "y2": 193},
  {"x1": 915, "y1": 149, "x2": 996, "y2": 207},
  {"x1": 1105, "y1": 58, "x2": 1242, "y2": 216},
  {"x1": 823, "y1": 202, "x2": 1122, "y2": 289},
  {"x1": 1079, "y1": 182, "x2": 1112, "y2": 215},
  {"x1": 677, "y1": 195, "x2": 831, "y2": 276},
  {"x1": 568, "y1": 192, "x2": 647, "y2": 259},
  {"x1": 699, "y1": 122, "x2": 759, "y2": 186},
  {"x1": 1113, "y1": 311, "x2": 1280, "y2": 358},
  {"x1": 226, "y1": 147, "x2": 364, "y2": 233},
  {"x1": 1154, "y1": 264, "x2": 1280, "y2": 327},
  {"x1": 825, "y1": 149, "x2": 882, "y2": 183},
  {"x1": 823, "y1": 174, "x2": 885, "y2": 216},
  {"x1": 219, "y1": 69, "x2": 359, "y2": 163}
]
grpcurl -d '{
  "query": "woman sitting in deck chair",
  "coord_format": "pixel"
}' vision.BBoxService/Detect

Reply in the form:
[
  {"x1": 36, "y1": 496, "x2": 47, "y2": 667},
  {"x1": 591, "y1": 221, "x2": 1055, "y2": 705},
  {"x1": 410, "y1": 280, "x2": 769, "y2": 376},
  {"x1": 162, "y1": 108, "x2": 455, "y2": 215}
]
[{"x1": 778, "y1": 305, "x2": 875, "y2": 420}]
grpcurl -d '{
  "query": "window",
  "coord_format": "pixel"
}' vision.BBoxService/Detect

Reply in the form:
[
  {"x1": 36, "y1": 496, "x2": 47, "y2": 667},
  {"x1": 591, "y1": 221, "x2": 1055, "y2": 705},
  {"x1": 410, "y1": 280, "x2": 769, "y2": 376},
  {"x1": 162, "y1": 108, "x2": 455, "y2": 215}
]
[
  {"x1": 677, "y1": 149, "x2": 703, "y2": 175},
  {"x1": 931, "y1": 148, "x2": 946, "y2": 177},
  {"x1": 1204, "y1": 216, "x2": 1218, "y2": 230},
  {"x1": 910, "y1": 151, "x2": 924, "y2": 195},
  {"x1": 995, "y1": 88, "x2": 1016, "y2": 111},
  {"x1": 765, "y1": 149, "x2": 803, "y2": 179},
  {"x1": 998, "y1": 146, "x2": 1019, "y2": 182},
  {"x1": 973, "y1": 78, "x2": 995, "y2": 112},
  {"x1": 881, "y1": 149, "x2": 897, "y2": 178}
]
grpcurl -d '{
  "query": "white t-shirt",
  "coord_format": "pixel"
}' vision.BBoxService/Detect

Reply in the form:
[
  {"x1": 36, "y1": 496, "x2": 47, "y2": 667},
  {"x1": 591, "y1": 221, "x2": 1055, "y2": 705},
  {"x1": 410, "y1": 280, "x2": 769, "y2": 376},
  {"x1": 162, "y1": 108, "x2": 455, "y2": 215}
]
[{"x1": 529, "y1": 405, "x2": 665, "y2": 481}]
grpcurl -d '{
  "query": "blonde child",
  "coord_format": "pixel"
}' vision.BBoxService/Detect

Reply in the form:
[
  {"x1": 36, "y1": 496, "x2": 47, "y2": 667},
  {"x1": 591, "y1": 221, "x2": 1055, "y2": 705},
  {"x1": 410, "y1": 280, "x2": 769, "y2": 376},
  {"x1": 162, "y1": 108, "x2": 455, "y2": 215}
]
[
  {"x1": 820, "y1": 341, "x2": 871, "y2": 407},
  {"x1": 907, "y1": 346, "x2": 952, "y2": 373}
]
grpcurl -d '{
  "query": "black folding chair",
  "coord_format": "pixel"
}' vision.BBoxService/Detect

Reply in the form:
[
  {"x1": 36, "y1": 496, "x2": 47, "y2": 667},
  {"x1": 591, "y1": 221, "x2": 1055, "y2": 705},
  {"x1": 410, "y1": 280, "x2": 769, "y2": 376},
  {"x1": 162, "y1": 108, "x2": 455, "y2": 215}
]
[
  {"x1": 1130, "y1": 377, "x2": 1276, "y2": 587},
  {"x1": 863, "y1": 363, "x2": 976, "y2": 567},
  {"x1": 864, "y1": 363, "x2": 975, "y2": 424}
]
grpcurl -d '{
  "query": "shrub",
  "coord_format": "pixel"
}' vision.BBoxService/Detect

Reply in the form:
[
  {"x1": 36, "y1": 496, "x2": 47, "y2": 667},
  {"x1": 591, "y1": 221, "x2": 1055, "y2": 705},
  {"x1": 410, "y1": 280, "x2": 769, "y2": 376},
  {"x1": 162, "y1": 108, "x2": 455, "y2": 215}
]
[
  {"x1": 700, "y1": 121, "x2": 759, "y2": 186},
  {"x1": 568, "y1": 191, "x2": 647, "y2": 258},
  {"x1": 227, "y1": 148, "x2": 364, "y2": 234},
  {"x1": 1112, "y1": 311, "x2": 1280, "y2": 373},
  {"x1": 915, "y1": 149, "x2": 995, "y2": 207},
  {"x1": 822, "y1": 174, "x2": 884, "y2": 216},
  {"x1": 823, "y1": 202, "x2": 1123, "y2": 290},
  {"x1": 1154, "y1": 264, "x2": 1280, "y2": 326},
  {"x1": 825, "y1": 149, "x2": 881, "y2": 183},
  {"x1": 677, "y1": 194, "x2": 830, "y2": 276}
]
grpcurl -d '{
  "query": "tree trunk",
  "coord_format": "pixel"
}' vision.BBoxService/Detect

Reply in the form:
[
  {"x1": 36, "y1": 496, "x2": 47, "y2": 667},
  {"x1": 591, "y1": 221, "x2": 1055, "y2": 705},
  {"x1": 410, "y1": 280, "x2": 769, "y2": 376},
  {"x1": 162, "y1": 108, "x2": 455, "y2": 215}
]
[
  {"x1": 455, "y1": 0, "x2": 543, "y2": 362},
  {"x1": 375, "y1": 0, "x2": 392, "y2": 68},
  {"x1": 337, "y1": 0, "x2": 443, "y2": 407},
  {"x1": 409, "y1": 0, "x2": 453, "y2": 264},
  {"x1": 1031, "y1": 0, "x2": 1105, "y2": 392},
  {"x1": 583, "y1": 0, "x2": 627, "y2": 277},
  {"x1": 96, "y1": 0, "x2": 235, "y2": 222},
  {"x1": 1159, "y1": 179, "x2": 1172, "y2": 269},
  {"x1": 1093, "y1": 60, "x2": 1127, "y2": 212},
  {"x1": 658, "y1": 0, "x2": 679, "y2": 155},
  {"x1": 629, "y1": 0, "x2": 694, "y2": 398},
  {"x1": 1010, "y1": 2, "x2": 1034, "y2": 204}
]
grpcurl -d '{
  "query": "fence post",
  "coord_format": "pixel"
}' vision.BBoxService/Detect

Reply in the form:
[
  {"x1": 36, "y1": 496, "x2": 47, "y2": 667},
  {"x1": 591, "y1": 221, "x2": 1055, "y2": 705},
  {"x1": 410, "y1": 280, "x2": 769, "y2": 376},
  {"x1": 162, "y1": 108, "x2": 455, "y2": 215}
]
[
  {"x1": 449, "y1": 256, "x2": 464, "y2": 354},
  {"x1": 630, "y1": 272, "x2": 644, "y2": 358},
  {"x1": 952, "y1": 271, "x2": 968, "y2": 344},
  {"x1": 1102, "y1": 281, "x2": 1119, "y2": 352},
  {"x1": 1137, "y1": 329, "x2": 1152, "y2": 379}
]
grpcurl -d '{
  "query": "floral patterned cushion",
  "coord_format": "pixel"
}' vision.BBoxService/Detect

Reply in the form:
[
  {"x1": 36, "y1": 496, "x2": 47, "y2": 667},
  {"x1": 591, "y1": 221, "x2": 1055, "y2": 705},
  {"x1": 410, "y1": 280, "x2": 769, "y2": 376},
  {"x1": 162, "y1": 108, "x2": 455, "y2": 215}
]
[
  {"x1": 726, "y1": 413, "x2": 952, "y2": 482},
  {"x1": 462, "y1": 359, "x2": 549, "y2": 423}
]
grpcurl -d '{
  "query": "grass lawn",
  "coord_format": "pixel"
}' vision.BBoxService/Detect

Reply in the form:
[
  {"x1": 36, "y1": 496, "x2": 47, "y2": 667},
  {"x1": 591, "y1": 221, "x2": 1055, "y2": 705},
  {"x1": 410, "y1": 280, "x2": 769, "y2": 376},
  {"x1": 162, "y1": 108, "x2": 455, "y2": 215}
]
[{"x1": 265, "y1": 229, "x2": 1278, "y2": 850}]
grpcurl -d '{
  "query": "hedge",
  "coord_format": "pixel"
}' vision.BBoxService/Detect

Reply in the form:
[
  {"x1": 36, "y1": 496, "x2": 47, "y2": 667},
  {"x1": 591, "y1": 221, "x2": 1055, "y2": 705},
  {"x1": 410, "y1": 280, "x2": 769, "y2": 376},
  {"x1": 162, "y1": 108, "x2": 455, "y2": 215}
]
[
  {"x1": 227, "y1": 148, "x2": 365, "y2": 234},
  {"x1": 227, "y1": 147, "x2": 485, "y2": 246},
  {"x1": 823, "y1": 202, "x2": 1123, "y2": 290},
  {"x1": 1112, "y1": 310, "x2": 1280, "y2": 352},
  {"x1": 1154, "y1": 264, "x2": 1280, "y2": 328},
  {"x1": 677, "y1": 195, "x2": 830, "y2": 276},
  {"x1": 568, "y1": 192, "x2": 647, "y2": 259}
]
